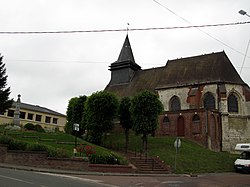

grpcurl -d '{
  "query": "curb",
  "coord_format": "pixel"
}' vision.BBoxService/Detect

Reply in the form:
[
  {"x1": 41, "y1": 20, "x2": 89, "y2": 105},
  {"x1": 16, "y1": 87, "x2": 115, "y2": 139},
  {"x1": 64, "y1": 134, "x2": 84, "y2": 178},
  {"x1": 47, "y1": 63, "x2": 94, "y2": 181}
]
[{"x1": 0, "y1": 163, "x2": 192, "y2": 177}]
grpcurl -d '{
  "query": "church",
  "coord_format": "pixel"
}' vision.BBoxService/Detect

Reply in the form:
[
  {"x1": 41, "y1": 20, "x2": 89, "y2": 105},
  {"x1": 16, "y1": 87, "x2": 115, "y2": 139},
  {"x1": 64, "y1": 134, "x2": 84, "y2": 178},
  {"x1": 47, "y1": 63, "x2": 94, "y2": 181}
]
[{"x1": 105, "y1": 35, "x2": 250, "y2": 152}]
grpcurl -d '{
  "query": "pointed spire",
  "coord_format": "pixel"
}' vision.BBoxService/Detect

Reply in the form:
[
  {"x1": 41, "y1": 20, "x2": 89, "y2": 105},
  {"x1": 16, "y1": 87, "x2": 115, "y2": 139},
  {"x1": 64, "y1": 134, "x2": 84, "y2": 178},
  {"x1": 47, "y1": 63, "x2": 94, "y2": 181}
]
[
  {"x1": 108, "y1": 35, "x2": 141, "y2": 85},
  {"x1": 116, "y1": 35, "x2": 135, "y2": 63}
]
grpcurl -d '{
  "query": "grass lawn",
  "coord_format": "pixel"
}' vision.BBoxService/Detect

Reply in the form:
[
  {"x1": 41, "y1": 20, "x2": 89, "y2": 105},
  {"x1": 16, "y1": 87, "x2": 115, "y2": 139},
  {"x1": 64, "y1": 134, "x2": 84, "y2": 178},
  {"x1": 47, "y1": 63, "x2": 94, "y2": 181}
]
[
  {"x1": 101, "y1": 132, "x2": 238, "y2": 174},
  {"x1": 0, "y1": 126, "x2": 238, "y2": 173},
  {"x1": 0, "y1": 126, "x2": 128, "y2": 164}
]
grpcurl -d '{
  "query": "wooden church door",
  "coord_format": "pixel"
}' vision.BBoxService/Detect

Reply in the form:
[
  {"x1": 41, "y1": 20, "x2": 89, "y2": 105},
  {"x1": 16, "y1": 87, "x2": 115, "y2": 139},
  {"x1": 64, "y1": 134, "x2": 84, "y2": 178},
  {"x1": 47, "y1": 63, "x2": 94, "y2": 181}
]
[{"x1": 177, "y1": 116, "x2": 185, "y2": 137}]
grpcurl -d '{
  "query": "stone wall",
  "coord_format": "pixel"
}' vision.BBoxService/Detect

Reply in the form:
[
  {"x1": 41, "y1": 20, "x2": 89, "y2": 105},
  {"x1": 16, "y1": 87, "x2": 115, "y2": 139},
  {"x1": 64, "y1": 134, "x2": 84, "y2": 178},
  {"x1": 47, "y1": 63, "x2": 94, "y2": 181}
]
[{"x1": 222, "y1": 115, "x2": 250, "y2": 151}]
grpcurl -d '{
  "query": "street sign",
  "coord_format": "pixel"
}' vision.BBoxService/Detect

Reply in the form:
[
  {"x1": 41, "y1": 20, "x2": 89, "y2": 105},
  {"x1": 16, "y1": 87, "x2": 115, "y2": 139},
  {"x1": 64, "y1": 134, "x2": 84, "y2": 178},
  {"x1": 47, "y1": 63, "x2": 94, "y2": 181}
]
[
  {"x1": 174, "y1": 138, "x2": 181, "y2": 149},
  {"x1": 73, "y1": 123, "x2": 79, "y2": 131},
  {"x1": 174, "y1": 137, "x2": 181, "y2": 172}
]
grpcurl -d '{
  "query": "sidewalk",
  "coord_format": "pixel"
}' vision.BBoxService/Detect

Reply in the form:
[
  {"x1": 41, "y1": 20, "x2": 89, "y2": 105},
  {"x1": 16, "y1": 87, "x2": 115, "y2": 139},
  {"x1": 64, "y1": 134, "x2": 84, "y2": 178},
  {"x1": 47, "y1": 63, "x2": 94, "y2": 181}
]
[{"x1": 0, "y1": 162, "x2": 190, "y2": 177}]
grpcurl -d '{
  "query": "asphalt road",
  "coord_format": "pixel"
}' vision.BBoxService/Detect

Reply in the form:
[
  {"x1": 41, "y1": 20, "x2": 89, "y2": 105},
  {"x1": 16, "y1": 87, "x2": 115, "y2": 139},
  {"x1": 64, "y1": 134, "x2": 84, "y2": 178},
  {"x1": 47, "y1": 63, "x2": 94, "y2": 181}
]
[
  {"x1": 0, "y1": 167, "x2": 110, "y2": 187},
  {"x1": 76, "y1": 173, "x2": 250, "y2": 187},
  {"x1": 1, "y1": 166, "x2": 250, "y2": 187}
]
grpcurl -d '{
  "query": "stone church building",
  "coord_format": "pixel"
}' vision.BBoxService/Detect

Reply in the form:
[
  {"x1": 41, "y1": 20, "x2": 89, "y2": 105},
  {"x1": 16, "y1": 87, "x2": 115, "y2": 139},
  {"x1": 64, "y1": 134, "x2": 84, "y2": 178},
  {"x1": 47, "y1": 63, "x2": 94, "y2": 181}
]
[{"x1": 105, "y1": 35, "x2": 250, "y2": 152}]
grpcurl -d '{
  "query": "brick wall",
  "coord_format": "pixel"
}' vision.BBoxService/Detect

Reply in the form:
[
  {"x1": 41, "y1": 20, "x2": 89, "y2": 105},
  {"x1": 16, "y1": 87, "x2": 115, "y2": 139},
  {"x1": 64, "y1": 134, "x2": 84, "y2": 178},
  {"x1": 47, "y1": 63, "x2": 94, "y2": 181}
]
[
  {"x1": 88, "y1": 164, "x2": 134, "y2": 173},
  {"x1": 157, "y1": 109, "x2": 222, "y2": 151},
  {"x1": 0, "y1": 145, "x2": 133, "y2": 173}
]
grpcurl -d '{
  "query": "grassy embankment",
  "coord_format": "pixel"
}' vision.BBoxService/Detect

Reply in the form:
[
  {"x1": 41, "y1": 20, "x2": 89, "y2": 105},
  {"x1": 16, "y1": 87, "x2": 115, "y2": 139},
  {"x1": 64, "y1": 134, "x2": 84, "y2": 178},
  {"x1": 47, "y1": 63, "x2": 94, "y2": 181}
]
[
  {"x1": 0, "y1": 126, "x2": 238, "y2": 173},
  {"x1": 0, "y1": 126, "x2": 127, "y2": 165},
  {"x1": 102, "y1": 133, "x2": 238, "y2": 174}
]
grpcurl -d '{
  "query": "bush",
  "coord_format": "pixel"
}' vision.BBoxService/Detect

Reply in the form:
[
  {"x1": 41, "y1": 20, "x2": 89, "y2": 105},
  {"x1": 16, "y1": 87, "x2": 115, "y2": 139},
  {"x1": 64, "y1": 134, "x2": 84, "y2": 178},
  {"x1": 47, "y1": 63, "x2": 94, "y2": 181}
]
[
  {"x1": 46, "y1": 146, "x2": 70, "y2": 158},
  {"x1": 34, "y1": 125, "x2": 45, "y2": 133},
  {"x1": 4, "y1": 124, "x2": 21, "y2": 131},
  {"x1": 24, "y1": 123, "x2": 35, "y2": 131},
  {"x1": 0, "y1": 135, "x2": 71, "y2": 158},
  {"x1": 8, "y1": 139, "x2": 27, "y2": 150},
  {"x1": 0, "y1": 135, "x2": 28, "y2": 150},
  {"x1": 88, "y1": 152, "x2": 126, "y2": 165},
  {"x1": 26, "y1": 143, "x2": 48, "y2": 152},
  {"x1": 0, "y1": 135, "x2": 14, "y2": 144}
]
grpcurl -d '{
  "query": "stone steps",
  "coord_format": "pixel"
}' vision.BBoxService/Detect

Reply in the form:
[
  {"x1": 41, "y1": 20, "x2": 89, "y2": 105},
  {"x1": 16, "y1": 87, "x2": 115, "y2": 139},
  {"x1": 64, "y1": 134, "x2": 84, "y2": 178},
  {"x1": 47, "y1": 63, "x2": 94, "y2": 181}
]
[{"x1": 129, "y1": 155, "x2": 171, "y2": 174}]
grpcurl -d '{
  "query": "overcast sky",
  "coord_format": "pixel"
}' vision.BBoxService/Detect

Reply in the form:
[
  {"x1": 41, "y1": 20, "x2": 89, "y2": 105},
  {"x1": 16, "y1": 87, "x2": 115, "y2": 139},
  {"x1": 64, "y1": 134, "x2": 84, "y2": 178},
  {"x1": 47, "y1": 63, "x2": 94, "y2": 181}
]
[{"x1": 0, "y1": 0, "x2": 250, "y2": 114}]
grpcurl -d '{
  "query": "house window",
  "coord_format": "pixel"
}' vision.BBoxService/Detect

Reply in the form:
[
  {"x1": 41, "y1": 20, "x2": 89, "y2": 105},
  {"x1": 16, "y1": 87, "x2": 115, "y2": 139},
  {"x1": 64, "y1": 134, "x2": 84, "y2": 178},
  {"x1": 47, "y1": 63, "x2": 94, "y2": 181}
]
[
  {"x1": 203, "y1": 92, "x2": 215, "y2": 110},
  {"x1": 169, "y1": 96, "x2": 181, "y2": 112},
  {"x1": 7, "y1": 110, "x2": 14, "y2": 117},
  {"x1": 52, "y1": 118, "x2": 58, "y2": 124},
  {"x1": 192, "y1": 114, "x2": 200, "y2": 124},
  {"x1": 163, "y1": 116, "x2": 170, "y2": 125},
  {"x1": 45, "y1": 116, "x2": 51, "y2": 123},
  {"x1": 228, "y1": 94, "x2": 238, "y2": 113},
  {"x1": 35, "y1": 114, "x2": 42, "y2": 122},
  {"x1": 27, "y1": 113, "x2": 33, "y2": 120},
  {"x1": 20, "y1": 111, "x2": 26, "y2": 119}
]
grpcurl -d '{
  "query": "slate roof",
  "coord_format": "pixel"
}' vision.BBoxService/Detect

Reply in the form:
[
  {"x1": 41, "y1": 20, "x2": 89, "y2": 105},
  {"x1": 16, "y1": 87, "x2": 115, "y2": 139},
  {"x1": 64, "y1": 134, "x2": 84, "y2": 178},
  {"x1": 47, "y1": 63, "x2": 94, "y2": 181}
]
[
  {"x1": 157, "y1": 51, "x2": 245, "y2": 89},
  {"x1": 105, "y1": 51, "x2": 247, "y2": 97},
  {"x1": 116, "y1": 35, "x2": 136, "y2": 64},
  {"x1": 12, "y1": 102, "x2": 66, "y2": 117},
  {"x1": 109, "y1": 35, "x2": 141, "y2": 72},
  {"x1": 106, "y1": 67, "x2": 164, "y2": 97}
]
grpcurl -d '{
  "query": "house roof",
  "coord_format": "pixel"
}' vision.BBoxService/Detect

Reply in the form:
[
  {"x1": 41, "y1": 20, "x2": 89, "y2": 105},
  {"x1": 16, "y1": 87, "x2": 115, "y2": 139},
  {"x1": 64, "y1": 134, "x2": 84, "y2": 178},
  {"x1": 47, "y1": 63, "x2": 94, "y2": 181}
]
[
  {"x1": 105, "y1": 51, "x2": 247, "y2": 97},
  {"x1": 12, "y1": 102, "x2": 66, "y2": 117}
]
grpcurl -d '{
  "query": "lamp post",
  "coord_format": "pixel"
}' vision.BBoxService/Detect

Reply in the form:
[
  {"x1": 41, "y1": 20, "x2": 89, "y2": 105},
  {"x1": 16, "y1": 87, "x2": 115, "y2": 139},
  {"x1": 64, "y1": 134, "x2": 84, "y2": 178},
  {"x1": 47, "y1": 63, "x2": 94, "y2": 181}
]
[
  {"x1": 238, "y1": 9, "x2": 250, "y2": 75},
  {"x1": 174, "y1": 137, "x2": 181, "y2": 172},
  {"x1": 73, "y1": 123, "x2": 79, "y2": 156}
]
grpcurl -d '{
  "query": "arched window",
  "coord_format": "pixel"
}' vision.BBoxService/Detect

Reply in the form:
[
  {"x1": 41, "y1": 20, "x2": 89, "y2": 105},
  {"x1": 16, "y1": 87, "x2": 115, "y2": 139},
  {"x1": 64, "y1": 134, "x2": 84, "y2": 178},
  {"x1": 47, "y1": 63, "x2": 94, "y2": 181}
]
[
  {"x1": 203, "y1": 92, "x2": 215, "y2": 110},
  {"x1": 163, "y1": 116, "x2": 170, "y2": 125},
  {"x1": 228, "y1": 94, "x2": 238, "y2": 113},
  {"x1": 192, "y1": 114, "x2": 200, "y2": 124},
  {"x1": 169, "y1": 96, "x2": 181, "y2": 112}
]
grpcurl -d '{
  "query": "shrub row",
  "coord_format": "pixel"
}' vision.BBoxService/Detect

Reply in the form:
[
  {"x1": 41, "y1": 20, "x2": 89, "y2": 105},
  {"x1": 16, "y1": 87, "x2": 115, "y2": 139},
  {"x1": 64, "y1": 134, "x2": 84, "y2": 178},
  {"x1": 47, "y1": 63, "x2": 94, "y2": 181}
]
[
  {"x1": 24, "y1": 123, "x2": 45, "y2": 133},
  {"x1": 0, "y1": 135, "x2": 70, "y2": 158},
  {"x1": 88, "y1": 151, "x2": 127, "y2": 165}
]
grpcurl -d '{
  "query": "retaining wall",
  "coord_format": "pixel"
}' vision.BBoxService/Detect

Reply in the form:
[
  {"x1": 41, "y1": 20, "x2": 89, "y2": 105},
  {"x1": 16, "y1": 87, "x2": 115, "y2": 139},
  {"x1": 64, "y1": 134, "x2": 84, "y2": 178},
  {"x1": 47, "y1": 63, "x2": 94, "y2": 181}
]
[{"x1": 0, "y1": 144, "x2": 133, "y2": 173}]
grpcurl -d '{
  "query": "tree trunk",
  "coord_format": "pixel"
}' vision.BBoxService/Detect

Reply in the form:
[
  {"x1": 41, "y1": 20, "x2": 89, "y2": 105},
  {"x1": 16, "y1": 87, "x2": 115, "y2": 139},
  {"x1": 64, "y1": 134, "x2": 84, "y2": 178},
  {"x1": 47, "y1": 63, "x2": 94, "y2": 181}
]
[
  {"x1": 125, "y1": 129, "x2": 129, "y2": 153},
  {"x1": 142, "y1": 133, "x2": 148, "y2": 153}
]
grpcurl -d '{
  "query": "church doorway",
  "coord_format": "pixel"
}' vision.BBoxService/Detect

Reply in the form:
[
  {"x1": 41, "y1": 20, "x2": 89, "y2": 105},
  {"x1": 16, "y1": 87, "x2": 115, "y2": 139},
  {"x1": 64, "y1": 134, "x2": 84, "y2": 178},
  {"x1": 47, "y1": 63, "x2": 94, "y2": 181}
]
[{"x1": 177, "y1": 116, "x2": 185, "y2": 137}]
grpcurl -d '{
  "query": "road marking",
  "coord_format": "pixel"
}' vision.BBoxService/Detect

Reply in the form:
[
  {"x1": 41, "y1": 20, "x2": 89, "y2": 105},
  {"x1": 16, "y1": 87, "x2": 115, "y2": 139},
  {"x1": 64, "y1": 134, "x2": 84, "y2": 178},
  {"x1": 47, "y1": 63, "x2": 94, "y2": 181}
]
[
  {"x1": 162, "y1": 180, "x2": 184, "y2": 184},
  {"x1": 135, "y1": 182, "x2": 144, "y2": 186},
  {"x1": 37, "y1": 172, "x2": 118, "y2": 187},
  {"x1": 0, "y1": 174, "x2": 34, "y2": 184}
]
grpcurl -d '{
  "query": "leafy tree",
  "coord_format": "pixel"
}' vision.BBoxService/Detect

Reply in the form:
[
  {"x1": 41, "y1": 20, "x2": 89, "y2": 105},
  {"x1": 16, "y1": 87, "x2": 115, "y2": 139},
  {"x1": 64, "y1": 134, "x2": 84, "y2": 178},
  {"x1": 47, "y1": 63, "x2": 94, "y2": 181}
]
[
  {"x1": 0, "y1": 55, "x2": 13, "y2": 113},
  {"x1": 73, "y1": 95, "x2": 87, "y2": 135},
  {"x1": 119, "y1": 97, "x2": 132, "y2": 153},
  {"x1": 130, "y1": 90, "x2": 163, "y2": 152},
  {"x1": 64, "y1": 97, "x2": 78, "y2": 134},
  {"x1": 64, "y1": 95, "x2": 87, "y2": 135},
  {"x1": 85, "y1": 91, "x2": 119, "y2": 145}
]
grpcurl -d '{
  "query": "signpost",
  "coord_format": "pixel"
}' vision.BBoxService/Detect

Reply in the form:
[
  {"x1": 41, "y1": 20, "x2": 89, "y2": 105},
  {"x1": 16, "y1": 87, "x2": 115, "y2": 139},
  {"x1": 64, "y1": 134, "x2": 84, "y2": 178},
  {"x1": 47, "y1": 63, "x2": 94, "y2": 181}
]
[
  {"x1": 73, "y1": 123, "x2": 79, "y2": 156},
  {"x1": 174, "y1": 137, "x2": 181, "y2": 172}
]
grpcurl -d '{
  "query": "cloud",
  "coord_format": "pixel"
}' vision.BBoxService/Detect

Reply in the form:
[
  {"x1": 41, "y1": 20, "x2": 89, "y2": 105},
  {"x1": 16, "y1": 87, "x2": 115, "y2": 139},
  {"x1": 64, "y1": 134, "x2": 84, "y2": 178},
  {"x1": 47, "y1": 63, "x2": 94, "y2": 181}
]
[{"x1": 0, "y1": 0, "x2": 250, "y2": 114}]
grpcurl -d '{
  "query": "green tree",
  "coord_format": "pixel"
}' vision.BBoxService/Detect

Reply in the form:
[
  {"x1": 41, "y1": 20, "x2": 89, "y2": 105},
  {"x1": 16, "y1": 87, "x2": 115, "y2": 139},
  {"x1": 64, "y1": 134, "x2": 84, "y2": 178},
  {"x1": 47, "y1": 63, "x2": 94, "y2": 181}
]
[
  {"x1": 0, "y1": 55, "x2": 13, "y2": 113},
  {"x1": 130, "y1": 90, "x2": 163, "y2": 152},
  {"x1": 64, "y1": 95, "x2": 87, "y2": 135},
  {"x1": 85, "y1": 91, "x2": 119, "y2": 145},
  {"x1": 119, "y1": 97, "x2": 132, "y2": 153}
]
